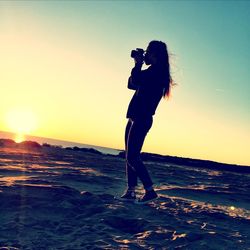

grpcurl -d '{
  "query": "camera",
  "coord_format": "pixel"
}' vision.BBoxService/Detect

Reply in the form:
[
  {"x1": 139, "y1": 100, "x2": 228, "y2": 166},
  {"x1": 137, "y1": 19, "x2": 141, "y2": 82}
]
[{"x1": 131, "y1": 48, "x2": 145, "y2": 59}]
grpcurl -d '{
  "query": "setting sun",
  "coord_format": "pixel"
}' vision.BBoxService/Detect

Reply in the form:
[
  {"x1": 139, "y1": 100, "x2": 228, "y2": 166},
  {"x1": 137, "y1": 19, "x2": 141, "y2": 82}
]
[{"x1": 6, "y1": 108, "x2": 38, "y2": 141}]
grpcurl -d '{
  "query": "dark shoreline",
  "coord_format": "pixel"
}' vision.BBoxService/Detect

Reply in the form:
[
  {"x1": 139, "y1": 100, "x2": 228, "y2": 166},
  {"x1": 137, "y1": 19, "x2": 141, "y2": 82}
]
[{"x1": 0, "y1": 138, "x2": 249, "y2": 174}]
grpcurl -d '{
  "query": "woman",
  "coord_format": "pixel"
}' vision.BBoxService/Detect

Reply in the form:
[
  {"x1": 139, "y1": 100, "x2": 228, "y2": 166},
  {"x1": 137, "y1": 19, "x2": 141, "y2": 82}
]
[{"x1": 119, "y1": 40, "x2": 173, "y2": 204}]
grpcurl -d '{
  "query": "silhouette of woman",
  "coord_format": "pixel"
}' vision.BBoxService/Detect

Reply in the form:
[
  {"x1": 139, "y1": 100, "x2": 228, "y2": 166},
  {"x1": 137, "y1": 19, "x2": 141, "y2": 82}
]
[{"x1": 119, "y1": 40, "x2": 173, "y2": 204}]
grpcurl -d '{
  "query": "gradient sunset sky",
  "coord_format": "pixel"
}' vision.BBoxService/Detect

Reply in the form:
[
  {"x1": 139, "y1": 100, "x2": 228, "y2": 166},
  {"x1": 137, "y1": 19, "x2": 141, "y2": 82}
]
[{"x1": 0, "y1": 1, "x2": 249, "y2": 165}]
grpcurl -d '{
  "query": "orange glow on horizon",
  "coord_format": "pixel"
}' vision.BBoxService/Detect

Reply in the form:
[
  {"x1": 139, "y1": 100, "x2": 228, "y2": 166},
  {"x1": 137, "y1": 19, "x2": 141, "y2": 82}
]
[
  {"x1": 14, "y1": 133, "x2": 26, "y2": 143},
  {"x1": 6, "y1": 108, "x2": 38, "y2": 136}
]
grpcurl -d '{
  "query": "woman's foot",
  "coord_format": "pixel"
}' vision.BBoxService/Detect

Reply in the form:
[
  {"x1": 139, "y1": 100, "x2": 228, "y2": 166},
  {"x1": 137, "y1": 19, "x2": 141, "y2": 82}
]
[
  {"x1": 117, "y1": 190, "x2": 136, "y2": 201},
  {"x1": 134, "y1": 189, "x2": 158, "y2": 204}
]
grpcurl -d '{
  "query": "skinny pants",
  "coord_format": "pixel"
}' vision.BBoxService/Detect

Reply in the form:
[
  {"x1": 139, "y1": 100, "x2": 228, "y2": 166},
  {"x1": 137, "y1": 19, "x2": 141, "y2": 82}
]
[{"x1": 125, "y1": 117, "x2": 153, "y2": 189}]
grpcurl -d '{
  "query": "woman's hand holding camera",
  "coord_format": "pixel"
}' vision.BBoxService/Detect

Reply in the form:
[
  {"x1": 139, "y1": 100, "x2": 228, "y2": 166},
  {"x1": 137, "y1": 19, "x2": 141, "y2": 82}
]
[
  {"x1": 131, "y1": 48, "x2": 144, "y2": 65},
  {"x1": 134, "y1": 55, "x2": 144, "y2": 65}
]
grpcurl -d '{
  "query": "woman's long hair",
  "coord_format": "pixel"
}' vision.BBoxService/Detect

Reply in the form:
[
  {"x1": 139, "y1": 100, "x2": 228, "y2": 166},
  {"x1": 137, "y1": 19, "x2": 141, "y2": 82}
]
[{"x1": 148, "y1": 40, "x2": 174, "y2": 99}]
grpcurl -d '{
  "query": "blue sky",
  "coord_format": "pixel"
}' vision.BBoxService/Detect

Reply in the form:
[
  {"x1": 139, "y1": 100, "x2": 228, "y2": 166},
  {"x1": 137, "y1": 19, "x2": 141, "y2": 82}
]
[{"x1": 38, "y1": 0, "x2": 249, "y2": 121}]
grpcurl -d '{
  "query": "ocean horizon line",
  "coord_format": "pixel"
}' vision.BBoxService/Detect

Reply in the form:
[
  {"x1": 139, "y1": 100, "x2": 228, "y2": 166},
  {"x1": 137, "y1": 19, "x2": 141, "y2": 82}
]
[
  {"x1": 1, "y1": 130, "x2": 249, "y2": 168},
  {"x1": 0, "y1": 130, "x2": 121, "y2": 156}
]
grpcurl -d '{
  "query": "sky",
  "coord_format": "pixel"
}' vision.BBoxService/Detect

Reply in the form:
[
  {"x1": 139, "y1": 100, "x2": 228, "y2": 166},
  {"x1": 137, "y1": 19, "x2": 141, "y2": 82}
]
[{"x1": 0, "y1": 1, "x2": 249, "y2": 165}]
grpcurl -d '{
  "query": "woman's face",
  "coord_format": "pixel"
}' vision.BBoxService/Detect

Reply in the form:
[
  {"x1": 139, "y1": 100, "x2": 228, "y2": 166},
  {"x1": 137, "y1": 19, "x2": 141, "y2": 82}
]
[{"x1": 144, "y1": 46, "x2": 157, "y2": 65}]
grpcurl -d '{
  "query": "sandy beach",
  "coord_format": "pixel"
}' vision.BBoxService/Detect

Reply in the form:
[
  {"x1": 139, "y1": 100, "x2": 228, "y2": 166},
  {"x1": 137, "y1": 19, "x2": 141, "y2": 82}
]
[{"x1": 0, "y1": 141, "x2": 249, "y2": 249}]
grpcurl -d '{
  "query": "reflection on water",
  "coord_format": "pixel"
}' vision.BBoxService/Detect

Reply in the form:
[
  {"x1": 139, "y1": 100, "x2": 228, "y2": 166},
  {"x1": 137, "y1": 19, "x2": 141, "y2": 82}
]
[
  {"x1": 207, "y1": 170, "x2": 222, "y2": 176},
  {"x1": 78, "y1": 168, "x2": 104, "y2": 176},
  {"x1": 53, "y1": 161, "x2": 72, "y2": 165},
  {"x1": 172, "y1": 231, "x2": 187, "y2": 241},
  {"x1": 0, "y1": 158, "x2": 16, "y2": 162},
  {"x1": 0, "y1": 175, "x2": 34, "y2": 186},
  {"x1": 137, "y1": 230, "x2": 152, "y2": 239}
]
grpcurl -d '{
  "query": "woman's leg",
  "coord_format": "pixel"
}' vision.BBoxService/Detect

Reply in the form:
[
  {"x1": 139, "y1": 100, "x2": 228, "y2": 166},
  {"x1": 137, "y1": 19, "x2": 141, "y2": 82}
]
[
  {"x1": 126, "y1": 117, "x2": 153, "y2": 189},
  {"x1": 125, "y1": 119, "x2": 138, "y2": 188}
]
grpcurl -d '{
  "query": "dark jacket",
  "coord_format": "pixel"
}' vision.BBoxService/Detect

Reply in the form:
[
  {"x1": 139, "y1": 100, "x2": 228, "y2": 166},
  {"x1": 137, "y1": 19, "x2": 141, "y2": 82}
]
[{"x1": 126, "y1": 64, "x2": 168, "y2": 119}]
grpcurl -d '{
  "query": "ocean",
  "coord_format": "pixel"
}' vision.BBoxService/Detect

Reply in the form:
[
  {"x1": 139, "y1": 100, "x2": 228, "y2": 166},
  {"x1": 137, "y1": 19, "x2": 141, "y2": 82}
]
[{"x1": 0, "y1": 130, "x2": 121, "y2": 155}]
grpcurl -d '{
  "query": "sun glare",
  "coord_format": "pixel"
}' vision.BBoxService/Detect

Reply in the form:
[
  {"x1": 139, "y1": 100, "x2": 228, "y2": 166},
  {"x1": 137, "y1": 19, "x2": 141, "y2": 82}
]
[
  {"x1": 15, "y1": 133, "x2": 26, "y2": 143},
  {"x1": 6, "y1": 108, "x2": 38, "y2": 142}
]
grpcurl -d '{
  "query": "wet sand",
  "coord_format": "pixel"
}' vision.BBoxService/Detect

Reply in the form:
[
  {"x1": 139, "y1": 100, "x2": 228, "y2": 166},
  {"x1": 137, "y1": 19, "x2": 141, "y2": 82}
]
[{"x1": 0, "y1": 145, "x2": 249, "y2": 249}]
